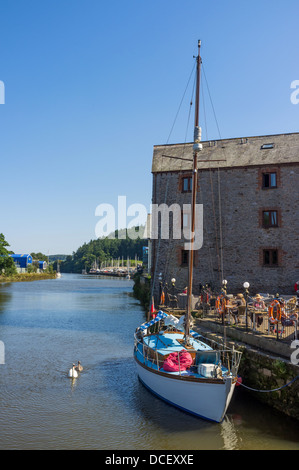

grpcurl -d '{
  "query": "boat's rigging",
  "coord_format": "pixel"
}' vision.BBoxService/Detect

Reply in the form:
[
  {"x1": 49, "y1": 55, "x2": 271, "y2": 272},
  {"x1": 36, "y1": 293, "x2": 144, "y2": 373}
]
[
  {"x1": 149, "y1": 56, "x2": 199, "y2": 314},
  {"x1": 151, "y1": 42, "x2": 226, "y2": 311},
  {"x1": 134, "y1": 42, "x2": 243, "y2": 423},
  {"x1": 201, "y1": 60, "x2": 224, "y2": 284},
  {"x1": 159, "y1": 49, "x2": 201, "y2": 306},
  {"x1": 159, "y1": 58, "x2": 226, "y2": 290},
  {"x1": 166, "y1": 60, "x2": 196, "y2": 146},
  {"x1": 218, "y1": 168, "x2": 224, "y2": 281},
  {"x1": 202, "y1": 63, "x2": 222, "y2": 141},
  {"x1": 161, "y1": 153, "x2": 226, "y2": 163},
  {"x1": 184, "y1": 70, "x2": 197, "y2": 144},
  {"x1": 184, "y1": 40, "x2": 202, "y2": 345}
]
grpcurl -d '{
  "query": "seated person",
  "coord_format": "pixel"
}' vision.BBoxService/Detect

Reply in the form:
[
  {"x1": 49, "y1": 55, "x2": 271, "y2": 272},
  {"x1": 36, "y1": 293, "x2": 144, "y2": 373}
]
[
  {"x1": 253, "y1": 294, "x2": 266, "y2": 310},
  {"x1": 231, "y1": 294, "x2": 245, "y2": 324}
]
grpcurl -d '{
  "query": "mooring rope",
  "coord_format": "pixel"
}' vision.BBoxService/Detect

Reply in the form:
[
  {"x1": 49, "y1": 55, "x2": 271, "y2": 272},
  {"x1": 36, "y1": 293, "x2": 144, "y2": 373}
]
[{"x1": 239, "y1": 374, "x2": 299, "y2": 393}]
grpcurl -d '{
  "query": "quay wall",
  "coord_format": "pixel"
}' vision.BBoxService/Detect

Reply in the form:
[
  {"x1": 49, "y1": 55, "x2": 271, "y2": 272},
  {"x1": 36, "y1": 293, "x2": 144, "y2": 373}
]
[
  {"x1": 195, "y1": 319, "x2": 299, "y2": 421},
  {"x1": 132, "y1": 274, "x2": 299, "y2": 421}
]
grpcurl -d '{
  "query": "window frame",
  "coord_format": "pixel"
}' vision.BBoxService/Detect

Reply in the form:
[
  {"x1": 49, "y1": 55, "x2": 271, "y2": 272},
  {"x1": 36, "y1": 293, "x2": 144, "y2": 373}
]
[
  {"x1": 262, "y1": 210, "x2": 278, "y2": 228},
  {"x1": 181, "y1": 249, "x2": 189, "y2": 266},
  {"x1": 181, "y1": 176, "x2": 192, "y2": 193},
  {"x1": 262, "y1": 171, "x2": 277, "y2": 189},
  {"x1": 263, "y1": 249, "x2": 279, "y2": 267}
]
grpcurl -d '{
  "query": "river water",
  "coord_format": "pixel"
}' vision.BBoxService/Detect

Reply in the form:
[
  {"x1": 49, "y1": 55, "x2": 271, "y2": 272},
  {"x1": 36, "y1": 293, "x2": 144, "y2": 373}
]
[{"x1": 0, "y1": 273, "x2": 298, "y2": 450}]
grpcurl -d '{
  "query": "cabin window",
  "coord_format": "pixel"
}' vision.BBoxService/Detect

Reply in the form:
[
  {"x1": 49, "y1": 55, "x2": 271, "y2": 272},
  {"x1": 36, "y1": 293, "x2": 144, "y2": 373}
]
[
  {"x1": 182, "y1": 176, "x2": 192, "y2": 193},
  {"x1": 262, "y1": 172, "x2": 277, "y2": 189},
  {"x1": 263, "y1": 249, "x2": 279, "y2": 266},
  {"x1": 263, "y1": 210, "x2": 278, "y2": 228}
]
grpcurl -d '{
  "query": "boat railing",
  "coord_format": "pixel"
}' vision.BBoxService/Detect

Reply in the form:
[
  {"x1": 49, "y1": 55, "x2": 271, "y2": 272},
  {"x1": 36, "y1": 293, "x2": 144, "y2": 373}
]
[{"x1": 134, "y1": 331, "x2": 242, "y2": 377}]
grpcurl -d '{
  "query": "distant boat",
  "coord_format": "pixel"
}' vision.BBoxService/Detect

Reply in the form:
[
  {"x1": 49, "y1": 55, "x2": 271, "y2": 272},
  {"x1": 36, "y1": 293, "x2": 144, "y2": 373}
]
[
  {"x1": 89, "y1": 260, "x2": 100, "y2": 275},
  {"x1": 56, "y1": 260, "x2": 62, "y2": 278},
  {"x1": 126, "y1": 256, "x2": 130, "y2": 279},
  {"x1": 133, "y1": 41, "x2": 242, "y2": 423}
]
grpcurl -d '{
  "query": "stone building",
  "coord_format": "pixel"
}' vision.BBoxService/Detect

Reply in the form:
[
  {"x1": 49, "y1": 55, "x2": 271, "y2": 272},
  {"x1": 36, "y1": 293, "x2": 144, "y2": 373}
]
[{"x1": 150, "y1": 132, "x2": 299, "y2": 297}]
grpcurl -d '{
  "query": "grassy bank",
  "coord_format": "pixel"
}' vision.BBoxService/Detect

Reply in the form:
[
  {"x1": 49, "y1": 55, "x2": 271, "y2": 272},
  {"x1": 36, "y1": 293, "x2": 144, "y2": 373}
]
[{"x1": 0, "y1": 272, "x2": 57, "y2": 283}]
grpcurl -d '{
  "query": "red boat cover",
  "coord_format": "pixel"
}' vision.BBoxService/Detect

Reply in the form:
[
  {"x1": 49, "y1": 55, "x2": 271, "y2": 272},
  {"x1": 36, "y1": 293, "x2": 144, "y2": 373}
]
[{"x1": 162, "y1": 350, "x2": 193, "y2": 372}]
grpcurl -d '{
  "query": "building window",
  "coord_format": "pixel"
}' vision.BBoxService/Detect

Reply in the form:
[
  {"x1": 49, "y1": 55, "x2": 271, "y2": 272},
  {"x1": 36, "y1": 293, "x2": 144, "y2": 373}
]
[
  {"x1": 262, "y1": 172, "x2": 277, "y2": 189},
  {"x1": 263, "y1": 249, "x2": 279, "y2": 266},
  {"x1": 181, "y1": 210, "x2": 190, "y2": 230},
  {"x1": 181, "y1": 250, "x2": 189, "y2": 266},
  {"x1": 182, "y1": 176, "x2": 192, "y2": 193},
  {"x1": 263, "y1": 210, "x2": 278, "y2": 228},
  {"x1": 261, "y1": 143, "x2": 274, "y2": 149}
]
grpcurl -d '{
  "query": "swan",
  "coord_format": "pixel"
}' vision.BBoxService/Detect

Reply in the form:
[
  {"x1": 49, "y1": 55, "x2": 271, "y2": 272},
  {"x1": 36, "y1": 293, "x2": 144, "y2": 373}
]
[
  {"x1": 75, "y1": 361, "x2": 83, "y2": 372},
  {"x1": 68, "y1": 363, "x2": 78, "y2": 378}
]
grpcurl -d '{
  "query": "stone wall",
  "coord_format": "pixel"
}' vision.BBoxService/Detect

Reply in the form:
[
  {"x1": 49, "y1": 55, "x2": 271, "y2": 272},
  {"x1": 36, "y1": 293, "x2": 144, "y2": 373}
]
[
  {"x1": 194, "y1": 319, "x2": 299, "y2": 421},
  {"x1": 151, "y1": 162, "x2": 299, "y2": 298},
  {"x1": 240, "y1": 347, "x2": 299, "y2": 421}
]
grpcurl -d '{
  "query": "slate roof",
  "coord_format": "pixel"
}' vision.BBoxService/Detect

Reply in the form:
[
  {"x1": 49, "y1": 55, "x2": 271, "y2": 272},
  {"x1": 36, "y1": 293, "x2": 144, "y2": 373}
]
[{"x1": 152, "y1": 132, "x2": 299, "y2": 173}]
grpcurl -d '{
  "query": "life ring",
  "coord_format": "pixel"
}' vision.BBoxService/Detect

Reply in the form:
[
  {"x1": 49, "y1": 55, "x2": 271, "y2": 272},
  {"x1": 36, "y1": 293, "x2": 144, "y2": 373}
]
[{"x1": 268, "y1": 300, "x2": 282, "y2": 324}]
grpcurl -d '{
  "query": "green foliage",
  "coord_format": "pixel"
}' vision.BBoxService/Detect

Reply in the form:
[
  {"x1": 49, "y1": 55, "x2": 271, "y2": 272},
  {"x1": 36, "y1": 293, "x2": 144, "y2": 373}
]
[
  {"x1": 133, "y1": 274, "x2": 151, "y2": 310},
  {"x1": 60, "y1": 228, "x2": 148, "y2": 273},
  {"x1": 31, "y1": 252, "x2": 48, "y2": 261},
  {"x1": 46, "y1": 264, "x2": 54, "y2": 273},
  {"x1": 0, "y1": 272, "x2": 56, "y2": 282},
  {"x1": 27, "y1": 264, "x2": 37, "y2": 273},
  {"x1": 273, "y1": 359, "x2": 288, "y2": 377},
  {"x1": 0, "y1": 233, "x2": 17, "y2": 276}
]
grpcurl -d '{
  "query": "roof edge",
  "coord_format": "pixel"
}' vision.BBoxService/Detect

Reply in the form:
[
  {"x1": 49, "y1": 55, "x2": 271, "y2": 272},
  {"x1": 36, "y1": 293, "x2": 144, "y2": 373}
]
[{"x1": 153, "y1": 131, "x2": 299, "y2": 148}]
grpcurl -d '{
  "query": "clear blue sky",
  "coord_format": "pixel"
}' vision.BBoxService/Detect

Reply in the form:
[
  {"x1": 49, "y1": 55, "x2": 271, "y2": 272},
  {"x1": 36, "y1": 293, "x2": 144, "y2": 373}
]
[{"x1": 0, "y1": 0, "x2": 298, "y2": 255}]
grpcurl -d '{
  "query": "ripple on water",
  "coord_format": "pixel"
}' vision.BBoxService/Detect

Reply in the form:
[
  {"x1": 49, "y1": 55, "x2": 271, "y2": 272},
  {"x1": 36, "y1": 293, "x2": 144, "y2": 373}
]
[{"x1": 0, "y1": 275, "x2": 299, "y2": 450}]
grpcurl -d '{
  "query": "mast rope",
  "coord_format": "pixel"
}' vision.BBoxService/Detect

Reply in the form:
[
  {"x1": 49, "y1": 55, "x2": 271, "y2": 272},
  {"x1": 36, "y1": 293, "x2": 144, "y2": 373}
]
[
  {"x1": 150, "y1": 60, "x2": 197, "y2": 310},
  {"x1": 202, "y1": 64, "x2": 225, "y2": 286},
  {"x1": 163, "y1": 67, "x2": 197, "y2": 284},
  {"x1": 200, "y1": 78, "x2": 216, "y2": 284},
  {"x1": 218, "y1": 167, "x2": 224, "y2": 282},
  {"x1": 202, "y1": 64, "x2": 222, "y2": 140},
  {"x1": 201, "y1": 71, "x2": 222, "y2": 284},
  {"x1": 239, "y1": 375, "x2": 299, "y2": 393},
  {"x1": 166, "y1": 61, "x2": 196, "y2": 145}
]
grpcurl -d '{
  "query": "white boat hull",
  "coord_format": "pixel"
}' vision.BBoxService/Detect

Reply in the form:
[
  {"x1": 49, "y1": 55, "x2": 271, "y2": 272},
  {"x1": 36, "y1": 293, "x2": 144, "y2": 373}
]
[{"x1": 135, "y1": 358, "x2": 235, "y2": 423}]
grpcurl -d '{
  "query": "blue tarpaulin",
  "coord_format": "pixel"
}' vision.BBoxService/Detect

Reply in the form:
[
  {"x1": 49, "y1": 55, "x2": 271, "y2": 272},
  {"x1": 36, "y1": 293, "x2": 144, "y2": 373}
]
[
  {"x1": 138, "y1": 311, "x2": 168, "y2": 330},
  {"x1": 137, "y1": 310, "x2": 201, "y2": 339}
]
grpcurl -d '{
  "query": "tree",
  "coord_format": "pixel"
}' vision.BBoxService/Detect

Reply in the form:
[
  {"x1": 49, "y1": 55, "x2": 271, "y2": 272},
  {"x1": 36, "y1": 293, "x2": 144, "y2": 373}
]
[
  {"x1": 0, "y1": 233, "x2": 17, "y2": 276},
  {"x1": 60, "y1": 227, "x2": 148, "y2": 273},
  {"x1": 31, "y1": 252, "x2": 48, "y2": 261}
]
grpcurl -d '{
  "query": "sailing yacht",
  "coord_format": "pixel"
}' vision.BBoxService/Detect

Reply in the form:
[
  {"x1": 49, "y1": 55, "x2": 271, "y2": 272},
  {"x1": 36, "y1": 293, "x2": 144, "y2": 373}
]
[
  {"x1": 126, "y1": 257, "x2": 130, "y2": 279},
  {"x1": 133, "y1": 41, "x2": 242, "y2": 423},
  {"x1": 56, "y1": 260, "x2": 62, "y2": 278}
]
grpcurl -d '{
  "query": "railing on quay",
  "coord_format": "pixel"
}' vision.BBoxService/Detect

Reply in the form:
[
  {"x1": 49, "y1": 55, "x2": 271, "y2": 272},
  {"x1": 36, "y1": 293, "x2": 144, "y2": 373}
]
[
  {"x1": 201, "y1": 295, "x2": 298, "y2": 343},
  {"x1": 157, "y1": 289, "x2": 298, "y2": 344}
]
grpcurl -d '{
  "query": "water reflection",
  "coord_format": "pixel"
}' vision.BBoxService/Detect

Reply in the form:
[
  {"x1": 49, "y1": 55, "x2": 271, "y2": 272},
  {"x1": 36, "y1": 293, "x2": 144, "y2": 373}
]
[
  {"x1": 0, "y1": 274, "x2": 298, "y2": 450},
  {"x1": 220, "y1": 416, "x2": 239, "y2": 450},
  {"x1": 0, "y1": 287, "x2": 12, "y2": 313}
]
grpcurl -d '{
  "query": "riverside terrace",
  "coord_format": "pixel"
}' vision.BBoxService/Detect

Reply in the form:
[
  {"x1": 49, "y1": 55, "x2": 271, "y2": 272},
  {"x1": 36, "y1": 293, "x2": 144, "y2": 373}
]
[{"x1": 156, "y1": 288, "x2": 299, "y2": 358}]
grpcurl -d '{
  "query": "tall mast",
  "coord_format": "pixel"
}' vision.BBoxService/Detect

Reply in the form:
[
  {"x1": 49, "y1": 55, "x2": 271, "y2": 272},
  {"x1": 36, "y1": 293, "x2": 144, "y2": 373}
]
[{"x1": 185, "y1": 40, "x2": 202, "y2": 343}]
